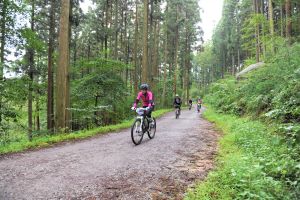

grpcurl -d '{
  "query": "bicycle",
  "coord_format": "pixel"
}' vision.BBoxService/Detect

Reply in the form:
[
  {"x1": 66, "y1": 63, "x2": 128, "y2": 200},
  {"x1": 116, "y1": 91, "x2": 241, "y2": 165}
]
[
  {"x1": 175, "y1": 107, "x2": 180, "y2": 119},
  {"x1": 197, "y1": 103, "x2": 202, "y2": 113},
  {"x1": 131, "y1": 107, "x2": 156, "y2": 145}
]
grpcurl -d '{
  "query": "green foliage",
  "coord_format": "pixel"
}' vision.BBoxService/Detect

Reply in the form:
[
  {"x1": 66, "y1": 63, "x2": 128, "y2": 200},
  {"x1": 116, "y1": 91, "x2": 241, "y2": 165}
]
[
  {"x1": 194, "y1": 43, "x2": 300, "y2": 199},
  {"x1": 205, "y1": 43, "x2": 300, "y2": 124},
  {"x1": 185, "y1": 108, "x2": 300, "y2": 200},
  {"x1": 241, "y1": 13, "x2": 269, "y2": 56},
  {"x1": 20, "y1": 28, "x2": 46, "y2": 52},
  {"x1": 70, "y1": 57, "x2": 132, "y2": 129}
]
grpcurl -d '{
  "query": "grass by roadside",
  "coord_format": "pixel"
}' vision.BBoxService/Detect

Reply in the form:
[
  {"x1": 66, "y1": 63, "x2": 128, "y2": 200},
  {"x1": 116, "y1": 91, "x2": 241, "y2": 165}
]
[
  {"x1": 0, "y1": 108, "x2": 172, "y2": 155},
  {"x1": 185, "y1": 107, "x2": 299, "y2": 200}
]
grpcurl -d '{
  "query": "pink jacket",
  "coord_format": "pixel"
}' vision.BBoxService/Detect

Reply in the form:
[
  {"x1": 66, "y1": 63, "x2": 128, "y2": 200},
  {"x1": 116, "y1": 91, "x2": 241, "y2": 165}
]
[{"x1": 133, "y1": 91, "x2": 154, "y2": 108}]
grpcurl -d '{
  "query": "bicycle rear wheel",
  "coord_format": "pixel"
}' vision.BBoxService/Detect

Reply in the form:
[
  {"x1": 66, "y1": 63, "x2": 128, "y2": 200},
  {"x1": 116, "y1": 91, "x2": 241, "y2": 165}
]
[
  {"x1": 147, "y1": 118, "x2": 156, "y2": 139},
  {"x1": 131, "y1": 119, "x2": 144, "y2": 145}
]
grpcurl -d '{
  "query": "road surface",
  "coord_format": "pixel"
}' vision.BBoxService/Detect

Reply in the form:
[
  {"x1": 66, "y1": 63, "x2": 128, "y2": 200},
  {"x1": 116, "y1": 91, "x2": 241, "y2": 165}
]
[{"x1": 0, "y1": 108, "x2": 219, "y2": 199}]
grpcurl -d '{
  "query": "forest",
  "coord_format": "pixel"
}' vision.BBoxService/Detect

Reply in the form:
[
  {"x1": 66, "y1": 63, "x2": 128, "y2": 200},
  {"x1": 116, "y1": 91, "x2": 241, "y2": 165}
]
[
  {"x1": 0, "y1": 0, "x2": 201, "y2": 143},
  {"x1": 1, "y1": 0, "x2": 300, "y2": 198}
]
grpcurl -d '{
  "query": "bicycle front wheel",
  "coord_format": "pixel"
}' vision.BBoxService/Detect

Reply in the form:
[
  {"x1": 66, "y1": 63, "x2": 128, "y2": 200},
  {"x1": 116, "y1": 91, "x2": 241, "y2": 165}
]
[
  {"x1": 148, "y1": 118, "x2": 156, "y2": 139},
  {"x1": 131, "y1": 119, "x2": 144, "y2": 145},
  {"x1": 176, "y1": 109, "x2": 179, "y2": 119}
]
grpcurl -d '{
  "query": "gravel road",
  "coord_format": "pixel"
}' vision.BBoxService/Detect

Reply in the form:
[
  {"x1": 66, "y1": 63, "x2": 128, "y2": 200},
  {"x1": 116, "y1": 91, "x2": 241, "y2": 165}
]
[{"x1": 0, "y1": 108, "x2": 219, "y2": 200}]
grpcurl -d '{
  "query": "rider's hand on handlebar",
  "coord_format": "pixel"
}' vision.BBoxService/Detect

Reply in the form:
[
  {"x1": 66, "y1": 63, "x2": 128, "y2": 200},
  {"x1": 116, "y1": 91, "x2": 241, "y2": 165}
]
[{"x1": 131, "y1": 107, "x2": 136, "y2": 111}]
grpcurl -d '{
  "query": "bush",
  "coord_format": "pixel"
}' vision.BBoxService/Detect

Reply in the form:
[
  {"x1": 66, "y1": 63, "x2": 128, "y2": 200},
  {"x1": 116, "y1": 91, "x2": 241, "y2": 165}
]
[
  {"x1": 194, "y1": 43, "x2": 300, "y2": 199},
  {"x1": 205, "y1": 43, "x2": 300, "y2": 123},
  {"x1": 185, "y1": 109, "x2": 300, "y2": 200}
]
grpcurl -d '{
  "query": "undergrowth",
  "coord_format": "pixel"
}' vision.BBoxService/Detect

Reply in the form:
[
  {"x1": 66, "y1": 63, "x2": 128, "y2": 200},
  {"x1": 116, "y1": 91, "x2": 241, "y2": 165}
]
[{"x1": 185, "y1": 108, "x2": 299, "y2": 199}]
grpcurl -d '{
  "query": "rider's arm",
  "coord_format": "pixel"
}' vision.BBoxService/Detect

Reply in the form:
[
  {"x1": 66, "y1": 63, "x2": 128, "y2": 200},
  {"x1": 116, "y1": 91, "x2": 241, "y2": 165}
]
[
  {"x1": 133, "y1": 92, "x2": 142, "y2": 108},
  {"x1": 147, "y1": 91, "x2": 153, "y2": 107}
]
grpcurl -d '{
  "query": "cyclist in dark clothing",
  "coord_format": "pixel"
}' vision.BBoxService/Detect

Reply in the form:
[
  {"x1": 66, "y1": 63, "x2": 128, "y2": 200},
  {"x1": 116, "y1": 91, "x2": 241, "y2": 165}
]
[
  {"x1": 173, "y1": 94, "x2": 182, "y2": 114},
  {"x1": 188, "y1": 99, "x2": 193, "y2": 110}
]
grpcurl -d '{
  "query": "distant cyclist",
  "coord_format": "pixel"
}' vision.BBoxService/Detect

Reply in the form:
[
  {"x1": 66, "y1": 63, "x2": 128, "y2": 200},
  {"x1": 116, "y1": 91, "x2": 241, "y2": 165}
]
[
  {"x1": 197, "y1": 97, "x2": 202, "y2": 112},
  {"x1": 131, "y1": 83, "x2": 154, "y2": 119},
  {"x1": 173, "y1": 94, "x2": 182, "y2": 114},
  {"x1": 188, "y1": 99, "x2": 193, "y2": 110}
]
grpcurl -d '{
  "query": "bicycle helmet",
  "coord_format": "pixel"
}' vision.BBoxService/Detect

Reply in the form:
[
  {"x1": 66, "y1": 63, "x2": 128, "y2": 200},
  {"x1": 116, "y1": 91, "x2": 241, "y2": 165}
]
[
  {"x1": 140, "y1": 83, "x2": 149, "y2": 90},
  {"x1": 175, "y1": 94, "x2": 179, "y2": 97}
]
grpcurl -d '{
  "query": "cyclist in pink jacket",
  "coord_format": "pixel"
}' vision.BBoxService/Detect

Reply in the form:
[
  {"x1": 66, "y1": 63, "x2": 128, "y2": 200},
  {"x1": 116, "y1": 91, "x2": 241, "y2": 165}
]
[{"x1": 131, "y1": 83, "x2": 154, "y2": 118}]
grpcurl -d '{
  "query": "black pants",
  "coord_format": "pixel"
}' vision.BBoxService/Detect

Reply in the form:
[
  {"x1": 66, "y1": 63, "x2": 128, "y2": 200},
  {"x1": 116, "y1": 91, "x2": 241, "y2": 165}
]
[
  {"x1": 143, "y1": 105, "x2": 154, "y2": 118},
  {"x1": 174, "y1": 105, "x2": 181, "y2": 109},
  {"x1": 174, "y1": 105, "x2": 181, "y2": 114}
]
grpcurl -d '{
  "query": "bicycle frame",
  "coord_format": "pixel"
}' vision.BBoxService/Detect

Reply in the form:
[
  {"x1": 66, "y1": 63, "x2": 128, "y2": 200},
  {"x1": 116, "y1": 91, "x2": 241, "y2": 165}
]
[
  {"x1": 136, "y1": 115, "x2": 144, "y2": 132},
  {"x1": 135, "y1": 108, "x2": 149, "y2": 132}
]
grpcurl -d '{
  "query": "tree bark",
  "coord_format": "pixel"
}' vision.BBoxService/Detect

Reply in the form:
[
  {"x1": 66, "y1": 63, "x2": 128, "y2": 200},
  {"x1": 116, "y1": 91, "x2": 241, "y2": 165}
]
[
  {"x1": 0, "y1": 0, "x2": 8, "y2": 123},
  {"x1": 28, "y1": 0, "x2": 35, "y2": 141},
  {"x1": 162, "y1": 38, "x2": 168, "y2": 107},
  {"x1": 162, "y1": 5, "x2": 168, "y2": 107},
  {"x1": 114, "y1": 0, "x2": 118, "y2": 59},
  {"x1": 268, "y1": 0, "x2": 275, "y2": 53},
  {"x1": 133, "y1": 0, "x2": 139, "y2": 94},
  {"x1": 254, "y1": 0, "x2": 260, "y2": 62},
  {"x1": 280, "y1": 3, "x2": 284, "y2": 37},
  {"x1": 104, "y1": 0, "x2": 110, "y2": 59},
  {"x1": 173, "y1": 5, "x2": 179, "y2": 96},
  {"x1": 47, "y1": 0, "x2": 55, "y2": 132},
  {"x1": 142, "y1": 0, "x2": 149, "y2": 83},
  {"x1": 269, "y1": 0, "x2": 274, "y2": 36},
  {"x1": 285, "y1": 0, "x2": 292, "y2": 43},
  {"x1": 152, "y1": 19, "x2": 159, "y2": 92},
  {"x1": 56, "y1": 0, "x2": 70, "y2": 131},
  {"x1": 36, "y1": 90, "x2": 40, "y2": 131},
  {"x1": 184, "y1": 15, "x2": 188, "y2": 104}
]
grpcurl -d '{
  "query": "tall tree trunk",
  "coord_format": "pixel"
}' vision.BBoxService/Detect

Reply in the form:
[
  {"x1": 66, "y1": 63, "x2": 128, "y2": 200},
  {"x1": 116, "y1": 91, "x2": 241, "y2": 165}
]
[
  {"x1": 94, "y1": 96, "x2": 99, "y2": 125},
  {"x1": 56, "y1": 0, "x2": 70, "y2": 131},
  {"x1": 73, "y1": 28, "x2": 78, "y2": 65},
  {"x1": 152, "y1": 18, "x2": 159, "y2": 93},
  {"x1": 114, "y1": 0, "x2": 118, "y2": 59},
  {"x1": 232, "y1": 54, "x2": 235, "y2": 75},
  {"x1": 186, "y1": 52, "x2": 190, "y2": 105},
  {"x1": 184, "y1": 16, "x2": 188, "y2": 104},
  {"x1": 162, "y1": 38, "x2": 168, "y2": 107},
  {"x1": 47, "y1": 0, "x2": 55, "y2": 132},
  {"x1": 153, "y1": 2, "x2": 161, "y2": 95},
  {"x1": 133, "y1": 0, "x2": 139, "y2": 94},
  {"x1": 280, "y1": 3, "x2": 284, "y2": 37},
  {"x1": 285, "y1": 0, "x2": 292, "y2": 43},
  {"x1": 221, "y1": 50, "x2": 225, "y2": 78},
  {"x1": 269, "y1": 0, "x2": 275, "y2": 53},
  {"x1": 162, "y1": 5, "x2": 168, "y2": 107},
  {"x1": 254, "y1": 0, "x2": 260, "y2": 62},
  {"x1": 237, "y1": 48, "x2": 241, "y2": 72},
  {"x1": 0, "y1": 0, "x2": 8, "y2": 123},
  {"x1": 36, "y1": 90, "x2": 40, "y2": 131},
  {"x1": 104, "y1": 0, "x2": 110, "y2": 59},
  {"x1": 142, "y1": 0, "x2": 149, "y2": 83},
  {"x1": 28, "y1": 0, "x2": 35, "y2": 141},
  {"x1": 173, "y1": 5, "x2": 179, "y2": 96}
]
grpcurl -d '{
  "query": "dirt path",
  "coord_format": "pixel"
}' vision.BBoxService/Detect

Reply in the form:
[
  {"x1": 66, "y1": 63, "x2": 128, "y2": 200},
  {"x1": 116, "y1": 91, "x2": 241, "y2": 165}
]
[{"x1": 0, "y1": 109, "x2": 219, "y2": 200}]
